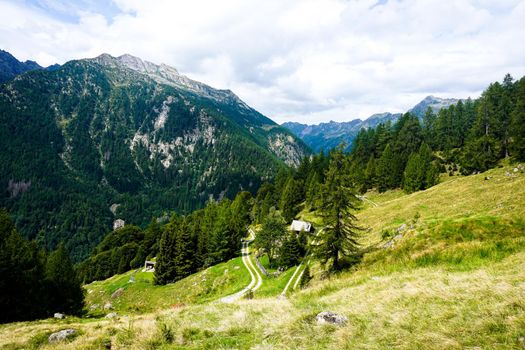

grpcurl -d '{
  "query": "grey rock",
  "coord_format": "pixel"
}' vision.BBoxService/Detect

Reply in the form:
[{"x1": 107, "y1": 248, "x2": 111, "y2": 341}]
[
  {"x1": 89, "y1": 303, "x2": 100, "y2": 310},
  {"x1": 383, "y1": 240, "x2": 394, "y2": 249},
  {"x1": 316, "y1": 311, "x2": 348, "y2": 325},
  {"x1": 514, "y1": 168, "x2": 519, "y2": 172},
  {"x1": 393, "y1": 234, "x2": 403, "y2": 241},
  {"x1": 53, "y1": 312, "x2": 65, "y2": 319},
  {"x1": 103, "y1": 302, "x2": 113, "y2": 310},
  {"x1": 105, "y1": 312, "x2": 119, "y2": 319},
  {"x1": 48, "y1": 329, "x2": 76, "y2": 343},
  {"x1": 396, "y1": 224, "x2": 407, "y2": 233},
  {"x1": 371, "y1": 276, "x2": 380, "y2": 281},
  {"x1": 111, "y1": 288, "x2": 124, "y2": 299}
]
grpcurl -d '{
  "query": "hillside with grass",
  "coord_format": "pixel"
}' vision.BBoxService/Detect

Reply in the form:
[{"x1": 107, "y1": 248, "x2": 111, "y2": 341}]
[{"x1": 1, "y1": 164, "x2": 524, "y2": 349}]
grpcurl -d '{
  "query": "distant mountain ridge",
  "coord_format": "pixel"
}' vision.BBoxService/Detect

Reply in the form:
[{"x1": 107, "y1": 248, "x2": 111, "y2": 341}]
[
  {"x1": 0, "y1": 49, "x2": 59, "y2": 83},
  {"x1": 282, "y1": 96, "x2": 459, "y2": 152},
  {"x1": 0, "y1": 50, "x2": 310, "y2": 260}
]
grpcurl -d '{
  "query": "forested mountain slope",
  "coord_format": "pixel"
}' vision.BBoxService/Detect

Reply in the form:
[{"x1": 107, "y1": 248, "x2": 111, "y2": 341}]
[{"x1": 0, "y1": 52, "x2": 310, "y2": 260}]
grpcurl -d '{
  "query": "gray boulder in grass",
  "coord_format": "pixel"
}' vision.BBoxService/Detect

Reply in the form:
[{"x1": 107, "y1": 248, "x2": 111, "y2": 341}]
[
  {"x1": 48, "y1": 329, "x2": 76, "y2": 343},
  {"x1": 315, "y1": 311, "x2": 348, "y2": 325}
]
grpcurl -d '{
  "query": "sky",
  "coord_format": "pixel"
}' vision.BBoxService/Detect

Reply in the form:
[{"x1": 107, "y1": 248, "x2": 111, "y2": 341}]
[{"x1": 1, "y1": 0, "x2": 524, "y2": 124}]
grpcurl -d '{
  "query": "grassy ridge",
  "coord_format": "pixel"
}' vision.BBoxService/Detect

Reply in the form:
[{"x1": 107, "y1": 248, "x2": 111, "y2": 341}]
[
  {"x1": 85, "y1": 257, "x2": 251, "y2": 315},
  {"x1": 1, "y1": 165, "x2": 524, "y2": 349}
]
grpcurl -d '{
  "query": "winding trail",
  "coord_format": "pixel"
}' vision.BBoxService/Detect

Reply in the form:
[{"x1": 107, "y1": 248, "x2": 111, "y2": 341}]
[
  {"x1": 280, "y1": 228, "x2": 324, "y2": 298},
  {"x1": 220, "y1": 229, "x2": 262, "y2": 303}
]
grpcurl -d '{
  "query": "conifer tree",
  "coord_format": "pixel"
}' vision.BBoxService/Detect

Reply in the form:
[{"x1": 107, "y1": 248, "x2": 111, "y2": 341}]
[
  {"x1": 364, "y1": 156, "x2": 376, "y2": 191},
  {"x1": 511, "y1": 77, "x2": 525, "y2": 161},
  {"x1": 423, "y1": 107, "x2": 437, "y2": 147},
  {"x1": 254, "y1": 209, "x2": 286, "y2": 268},
  {"x1": 45, "y1": 243, "x2": 84, "y2": 315},
  {"x1": 0, "y1": 210, "x2": 47, "y2": 322},
  {"x1": 174, "y1": 219, "x2": 194, "y2": 279},
  {"x1": 154, "y1": 218, "x2": 179, "y2": 285},
  {"x1": 376, "y1": 144, "x2": 396, "y2": 192},
  {"x1": 300, "y1": 265, "x2": 312, "y2": 288},
  {"x1": 315, "y1": 146, "x2": 361, "y2": 271},
  {"x1": 278, "y1": 234, "x2": 300, "y2": 268},
  {"x1": 403, "y1": 153, "x2": 423, "y2": 193},
  {"x1": 279, "y1": 177, "x2": 301, "y2": 222}
]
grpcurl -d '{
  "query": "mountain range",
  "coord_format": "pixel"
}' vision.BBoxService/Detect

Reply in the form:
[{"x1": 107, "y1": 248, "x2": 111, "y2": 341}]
[
  {"x1": 0, "y1": 49, "x2": 60, "y2": 83},
  {"x1": 0, "y1": 50, "x2": 309, "y2": 260},
  {"x1": 283, "y1": 96, "x2": 459, "y2": 153}
]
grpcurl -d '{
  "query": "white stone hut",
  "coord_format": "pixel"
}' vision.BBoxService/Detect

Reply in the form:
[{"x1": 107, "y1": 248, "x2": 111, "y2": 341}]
[{"x1": 290, "y1": 220, "x2": 312, "y2": 234}]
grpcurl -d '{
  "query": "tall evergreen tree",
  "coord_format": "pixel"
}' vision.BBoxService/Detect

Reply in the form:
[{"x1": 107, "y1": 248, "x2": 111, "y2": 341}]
[
  {"x1": 174, "y1": 219, "x2": 194, "y2": 279},
  {"x1": 315, "y1": 146, "x2": 361, "y2": 271},
  {"x1": 423, "y1": 107, "x2": 437, "y2": 148},
  {"x1": 254, "y1": 209, "x2": 286, "y2": 268},
  {"x1": 279, "y1": 177, "x2": 301, "y2": 222},
  {"x1": 511, "y1": 77, "x2": 525, "y2": 161},
  {"x1": 403, "y1": 152, "x2": 423, "y2": 193},
  {"x1": 45, "y1": 244, "x2": 84, "y2": 315},
  {"x1": 278, "y1": 234, "x2": 301, "y2": 268},
  {"x1": 154, "y1": 217, "x2": 179, "y2": 285},
  {"x1": 376, "y1": 144, "x2": 396, "y2": 192}
]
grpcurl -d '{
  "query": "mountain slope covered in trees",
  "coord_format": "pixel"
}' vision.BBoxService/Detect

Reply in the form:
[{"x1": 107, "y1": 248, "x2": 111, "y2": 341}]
[{"x1": 0, "y1": 52, "x2": 310, "y2": 261}]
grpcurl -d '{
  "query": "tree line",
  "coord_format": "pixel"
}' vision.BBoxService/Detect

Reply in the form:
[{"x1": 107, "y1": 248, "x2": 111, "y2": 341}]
[
  {"x1": 348, "y1": 74, "x2": 525, "y2": 194},
  {"x1": 0, "y1": 209, "x2": 83, "y2": 323}
]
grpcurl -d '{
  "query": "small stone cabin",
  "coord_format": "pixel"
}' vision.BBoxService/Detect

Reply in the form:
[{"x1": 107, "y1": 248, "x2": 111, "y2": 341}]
[
  {"x1": 113, "y1": 219, "x2": 125, "y2": 230},
  {"x1": 144, "y1": 260, "x2": 156, "y2": 272},
  {"x1": 290, "y1": 220, "x2": 312, "y2": 234}
]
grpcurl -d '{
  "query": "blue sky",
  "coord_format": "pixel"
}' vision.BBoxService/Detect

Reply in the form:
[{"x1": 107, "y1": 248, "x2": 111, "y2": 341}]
[
  {"x1": 1, "y1": 0, "x2": 525, "y2": 124},
  {"x1": 22, "y1": 0, "x2": 121, "y2": 23}
]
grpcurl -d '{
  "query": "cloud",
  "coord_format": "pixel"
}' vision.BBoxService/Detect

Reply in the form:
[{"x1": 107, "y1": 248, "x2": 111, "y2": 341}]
[{"x1": 1, "y1": 0, "x2": 524, "y2": 124}]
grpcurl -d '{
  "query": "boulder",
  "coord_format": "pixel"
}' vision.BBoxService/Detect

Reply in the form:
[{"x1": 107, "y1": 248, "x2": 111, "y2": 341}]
[
  {"x1": 316, "y1": 311, "x2": 348, "y2": 325},
  {"x1": 383, "y1": 240, "x2": 394, "y2": 249},
  {"x1": 396, "y1": 224, "x2": 407, "y2": 233},
  {"x1": 105, "y1": 312, "x2": 119, "y2": 319},
  {"x1": 53, "y1": 313, "x2": 65, "y2": 319},
  {"x1": 111, "y1": 288, "x2": 124, "y2": 299},
  {"x1": 103, "y1": 302, "x2": 113, "y2": 310},
  {"x1": 89, "y1": 303, "x2": 100, "y2": 310},
  {"x1": 48, "y1": 329, "x2": 76, "y2": 343}
]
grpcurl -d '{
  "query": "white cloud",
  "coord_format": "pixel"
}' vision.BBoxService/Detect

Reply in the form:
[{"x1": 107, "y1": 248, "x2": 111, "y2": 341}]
[{"x1": 1, "y1": 0, "x2": 524, "y2": 124}]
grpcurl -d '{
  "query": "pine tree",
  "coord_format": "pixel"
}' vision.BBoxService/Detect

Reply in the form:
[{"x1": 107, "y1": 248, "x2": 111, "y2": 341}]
[
  {"x1": 419, "y1": 143, "x2": 439, "y2": 188},
  {"x1": 154, "y1": 217, "x2": 179, "y2": 285},
  {"x1": 278, "y1": 234, "x2": 300, "y2": 268},
  {"x1": 254, "y1": 209, "x2": 286, "y2": 268},
  {"x1": 45, "y1": 243, "x2": 84, "y2": 315},
  {"x1": 0, "y1": 210, "x2": 47, "y2": 322},
  {"x1": 376, "y1": 144, "x2": 396, "y2": 192},
  {"x1": 315, "y1": 146, "x2": 361, "y2": 271},
  {"x1": 279, "y1": 177, "x2": 301, "y2": 222},
  {"x1": 364, "y1": 156, "x2": 376, "y2": 191},
  {"x1": 403, "y1": 153, "x2": 423, "y2": 193},
  {"x1": 300, "y1": 265, "x2": 312, "y2": 288},
  {"x1": 174, "y1": 219, "x2": 194, "y2": 279},
  {"x1": 511, "y1": 77, "x2": 525, "y2": 161},
  {"x1": 423, "y1": 107, "x2": 437, "y2": 147}
]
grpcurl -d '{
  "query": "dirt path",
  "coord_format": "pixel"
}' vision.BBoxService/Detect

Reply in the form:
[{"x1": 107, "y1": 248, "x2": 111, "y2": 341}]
[
  {"x1": 280, "y1": 228, "x2": 323, "y2": 297},
  {"x1": 220, "y1": 230, "x2": 262, "y2": 303}
]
